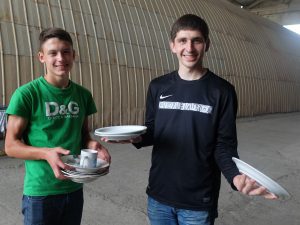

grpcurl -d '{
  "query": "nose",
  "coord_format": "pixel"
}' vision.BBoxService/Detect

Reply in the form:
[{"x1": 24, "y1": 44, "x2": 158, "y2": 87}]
[
  {"x1": 186, "y1": 40, "x2": 194, "y2": 52},
  {"x1": 56, "y1": 52, "x2": 64, "y2": 61}
]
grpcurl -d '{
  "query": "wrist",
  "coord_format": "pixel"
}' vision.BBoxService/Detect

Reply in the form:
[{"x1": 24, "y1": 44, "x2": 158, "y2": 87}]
[{"x1": 37, "y1": 147, "x2": 50, "y2": 161}]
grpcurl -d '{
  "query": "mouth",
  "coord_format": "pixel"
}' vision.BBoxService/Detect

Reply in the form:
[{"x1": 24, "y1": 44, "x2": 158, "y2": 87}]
[
  {"x1": 183, "y1": 53, "x2": 197, "y2": 61},
  {"x1": 55, "y1": 64, "x2": 69, "y2": 69}
]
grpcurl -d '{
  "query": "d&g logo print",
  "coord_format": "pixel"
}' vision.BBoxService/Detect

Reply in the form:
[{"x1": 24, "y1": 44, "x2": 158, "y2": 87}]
[{"x1": 45, "y1": 101, "x2": 79, "y2": 119}]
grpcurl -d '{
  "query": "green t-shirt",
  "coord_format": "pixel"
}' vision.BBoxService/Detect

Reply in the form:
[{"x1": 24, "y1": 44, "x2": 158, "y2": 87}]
[{"x1": 6, "y1": 76, "x2": 97, "y2": 196}]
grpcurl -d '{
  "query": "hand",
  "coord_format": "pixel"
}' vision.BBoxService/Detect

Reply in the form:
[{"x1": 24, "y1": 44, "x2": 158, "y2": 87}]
[
  {"x1": 233, "y1": 174, "x2": 278, "y2": 199},
  {"x1": 44, "y1": 147, "x2": 72, "y2": 180},
  {"x1": 100, "y1": 135, "x2": 142, "y2": 144},
  {"x1": 87, "y1": 140, "x2": 111, "y2": 164}
]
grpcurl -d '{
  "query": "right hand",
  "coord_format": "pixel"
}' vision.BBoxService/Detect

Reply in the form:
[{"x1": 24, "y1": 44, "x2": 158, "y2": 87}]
[
  {"x1": 100, "y1": 136, "x2": 142, "y2": 144},
  {"x1": 233, "y1": 174, "x2": 278, "y2": 199},
  {"x1": 44, "y1": 147, "x2": 72, "y2": 180}
]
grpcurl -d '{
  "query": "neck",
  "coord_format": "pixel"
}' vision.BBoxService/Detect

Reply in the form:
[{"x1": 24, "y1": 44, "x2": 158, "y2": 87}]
[
  {"x1": 178, "y1": 67, "x2": 207, "y2": 81},
  {"x1": 44, "y1": 74, "x2": 70, "y2": 88}
]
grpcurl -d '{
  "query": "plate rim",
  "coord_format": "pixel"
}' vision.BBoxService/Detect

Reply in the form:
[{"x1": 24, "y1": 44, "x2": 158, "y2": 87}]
[
  {"x1": 94, "y1": 125, "x2": 147, "y2": 135},
  {"x1": 61, "y1": 155, "x2": 109, "y2": 172}
]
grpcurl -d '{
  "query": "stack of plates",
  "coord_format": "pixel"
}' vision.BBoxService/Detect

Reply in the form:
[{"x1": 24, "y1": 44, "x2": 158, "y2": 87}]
[
  {"x1": 61, "y1": 155, "x2": 109, "y2": 183},
  {"x1": 94, "y1": 125, "x2": 147, "y2": 141},
  {"x1": 232, "y1": 157, "x2": 290, "y2": 199}
]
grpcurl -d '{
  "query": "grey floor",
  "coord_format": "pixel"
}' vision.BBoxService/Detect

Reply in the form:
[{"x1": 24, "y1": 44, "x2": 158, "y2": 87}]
[{"x1": 0, "y1": 112, "x2": 299, "y2": 225}]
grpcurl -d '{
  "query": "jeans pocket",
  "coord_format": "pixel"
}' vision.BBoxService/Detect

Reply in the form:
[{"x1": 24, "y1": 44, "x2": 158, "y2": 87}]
[{"x1": 22, "y1": 195, "x2": 50, "y2": 225}]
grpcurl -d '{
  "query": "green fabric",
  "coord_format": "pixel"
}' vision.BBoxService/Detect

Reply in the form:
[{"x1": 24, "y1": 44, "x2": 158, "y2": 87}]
[{"x1": 6, "y1": 76, "x2": 97, "y2": 196}]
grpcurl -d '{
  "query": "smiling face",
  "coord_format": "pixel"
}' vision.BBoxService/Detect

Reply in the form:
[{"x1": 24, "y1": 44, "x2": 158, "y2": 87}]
[
  {"x1": 170, "y1": 29, "x2": 209, "y2": 75},
  {"x1": 38, "y1": 37, "x2": 75, "y2": 87}
]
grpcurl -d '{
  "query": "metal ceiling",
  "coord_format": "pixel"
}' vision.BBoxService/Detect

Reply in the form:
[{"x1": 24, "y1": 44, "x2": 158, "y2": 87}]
[
  {"x1": 226, "y1": 0, "x2": 300, "y2": 25},
  {"x1": 228, "y1": 0, "x2": 292, "y2": 9}
]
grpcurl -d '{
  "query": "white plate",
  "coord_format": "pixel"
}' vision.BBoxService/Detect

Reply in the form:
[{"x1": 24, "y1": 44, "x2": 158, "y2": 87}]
[
  {"x1": 61, "y1": 168, "x2": 109, "y2": 177},
  {"x1": 67, "y1": 171, "x2": 109, "y2": 183},
  {"x1": 94, "y1": 125, "x2": 147, "y2": 135},
  {"x1": 95, "y1": 133, "x2": 143, "y2": 141},
  {"x1": 61, "y1": 155, "x2": 109, "y2": 173},
  {"x1": 232, "y1": 157, "x2": 290, "y2": 199}
]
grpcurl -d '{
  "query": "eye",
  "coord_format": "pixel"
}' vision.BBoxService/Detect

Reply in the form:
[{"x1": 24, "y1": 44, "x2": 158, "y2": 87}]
[
  {"x1": 48, "y1": 51, "x2": 57, "y2": 56},
  {"x1": 192, "y1": 38, "x2": 204, "y2": 44},
  {"x1": 178, "y1": 38, "x2": 187, "y2": 44},
  {"x1": 63, "y1": 49, "x2": 72, "y2": 55}
]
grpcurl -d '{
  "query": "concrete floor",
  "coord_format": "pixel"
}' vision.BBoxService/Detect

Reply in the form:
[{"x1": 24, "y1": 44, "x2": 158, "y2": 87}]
[{"x1": 0, "y1": 112, "x2": 299, "y2": 225}]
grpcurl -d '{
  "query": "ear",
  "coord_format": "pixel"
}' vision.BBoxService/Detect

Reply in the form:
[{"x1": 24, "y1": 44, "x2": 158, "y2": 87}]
[
  {"x1": 169, "y1": 40, "x2": 176, "y2": 54},
  {"x1": 38, "y1": 51, "x2": 45, "y2": 63},
  {"x1": 205, "y1": 38, "x2": 210, "y2": 52}
]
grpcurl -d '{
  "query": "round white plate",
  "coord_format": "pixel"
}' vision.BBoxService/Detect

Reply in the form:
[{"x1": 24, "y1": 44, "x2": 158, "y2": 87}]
[
  {"x1": 94, "y1": 125, "x2": 147, "y2": 136},
  {"x1": 232, "y1": 157, "x2": 290, "y2": 199},
  {"x1": 66, "y1": 171, "x2": 109, "y2": 183},
  {"x1": 61, "y1": 155, "x2": 109, "y2": 173},
  {"x1": 95, "y1": 133, "x2": 143, "y2": 141},
  {"x1": 61, "y1": 168, "x2": 109, "y2": 177}
]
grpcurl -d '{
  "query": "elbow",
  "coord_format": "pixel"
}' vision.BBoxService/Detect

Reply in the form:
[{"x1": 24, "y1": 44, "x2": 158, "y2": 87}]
[{"x1": 4, "y1": 140, "x2": 14, "y2": 157}]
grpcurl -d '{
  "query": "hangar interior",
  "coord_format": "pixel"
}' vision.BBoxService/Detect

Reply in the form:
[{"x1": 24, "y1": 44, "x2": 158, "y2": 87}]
[
  {"x1": 0, "y1": 0, "x2": 299, "y2": 128},
  {"x1": 226, "y1": 0, "x2": 300, "y2": 26}
]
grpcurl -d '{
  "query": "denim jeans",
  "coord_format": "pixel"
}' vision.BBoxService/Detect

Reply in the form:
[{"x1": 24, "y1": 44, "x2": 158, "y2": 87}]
[
  {"x1": 22, "y1": 188, "x2": 83, "y2": 225},
  {"x1": 147, "y1": 196, "x2": 216, "y2": 225}
]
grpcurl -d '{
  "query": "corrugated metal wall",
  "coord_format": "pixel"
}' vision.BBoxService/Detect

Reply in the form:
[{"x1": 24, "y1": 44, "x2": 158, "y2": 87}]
[{"x1": 1, "y1": 0, "x2": 300, "y2": 129}]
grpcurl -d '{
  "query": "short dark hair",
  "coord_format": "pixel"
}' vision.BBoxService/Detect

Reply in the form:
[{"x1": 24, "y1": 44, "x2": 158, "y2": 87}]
[
  {"x1": 39, "y1": 27, "x2": 73, "y2": 50},
  {"x1": 170, "y1": 14, "x2": 209, "y2": 42}
]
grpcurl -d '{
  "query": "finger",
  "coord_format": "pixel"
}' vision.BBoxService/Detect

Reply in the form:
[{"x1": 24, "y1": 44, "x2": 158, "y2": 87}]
[
  {"x1": 264, "y1": 192, "x2": 278, "y2": 199},
  {"x1": 104, "y1": 152, "x2": 111, "y2": 163},
  {"x1": 58, "y1": 174, "x2": 69, "y2": 180},
  {"x1": 97, "y1": 150, "x2": 111, "y2": 163},
  {"x1": 247, "y1": 185, "x2": 267, "y2": 196},
  {"x1": 60, "y1": 162, "x2": 74, "y2": 171},
  {"x1": 248, "y1": 186, "x2": 278, "y2": 199},
  {"x1": 53, "y1": 167, "x2": 65, "y2": 180},
  {"x1": 100, "y1": 137, "x2": 111, "y2": 142},
  {"x1": 241, "y1": 178, "x2": 256, "y2": 195},
  {"x1": 103, "y1": 152, "x2": 111, "y2": 163},
  {"x1": 56, "y1": 148, "x2": 70, "y2": 155},
  {"x1": 88, "y1": 141, "x2": 99, "y2": 149}
]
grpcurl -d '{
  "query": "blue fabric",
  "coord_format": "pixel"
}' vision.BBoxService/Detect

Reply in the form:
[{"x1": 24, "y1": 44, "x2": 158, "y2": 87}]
[
  {"x1": 0, "y1": 109, "x2": 7, "y2": 134},
  {"x1": 22, "y1": 188, "x2": 83, "y2": 225},
  {"x1": 147, "y1": 197, "x2": 216, "y2": 225}
]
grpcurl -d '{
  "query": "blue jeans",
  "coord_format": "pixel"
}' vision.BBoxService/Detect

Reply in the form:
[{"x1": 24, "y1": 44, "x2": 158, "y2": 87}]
[
  {"x1": 147, "y1": 197, "x2": 216, "y2": 225},
  {"x1": 22, "y1": 188, "x2": 83, "y2": 225}
]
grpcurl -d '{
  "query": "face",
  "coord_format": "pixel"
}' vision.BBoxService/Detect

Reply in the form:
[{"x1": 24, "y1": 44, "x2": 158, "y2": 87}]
[
  {"x1": 170, "y1": 29, "x2": 209, "y2": 72},
  {"x1": 38, "y1": 37, "x2": 75, "y2": 79}
]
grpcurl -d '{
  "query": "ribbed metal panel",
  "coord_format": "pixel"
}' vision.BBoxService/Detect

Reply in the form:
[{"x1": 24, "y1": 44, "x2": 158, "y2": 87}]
[{"x1": 0, "y1": 0, "x2": 300, "y2": 128}]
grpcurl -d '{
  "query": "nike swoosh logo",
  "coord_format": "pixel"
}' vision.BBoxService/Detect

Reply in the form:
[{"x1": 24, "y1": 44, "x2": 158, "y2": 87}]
[{"x1": 160, "y1": 94, "x2": 173, "y2": 100}]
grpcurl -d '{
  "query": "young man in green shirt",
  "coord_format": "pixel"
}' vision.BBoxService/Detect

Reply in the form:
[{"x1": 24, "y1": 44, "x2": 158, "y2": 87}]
[{"x1": 5, "y1": 27, "x2": 111, "y2": 225}]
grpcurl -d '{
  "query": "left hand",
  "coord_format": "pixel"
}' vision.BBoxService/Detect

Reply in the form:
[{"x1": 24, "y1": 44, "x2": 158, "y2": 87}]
[
  {"x1": 87, "y1": 140, "x2": 111, "y2": 164},
  {"x1": 233, "y1": 174, "x2": 278, "y2": 199}
]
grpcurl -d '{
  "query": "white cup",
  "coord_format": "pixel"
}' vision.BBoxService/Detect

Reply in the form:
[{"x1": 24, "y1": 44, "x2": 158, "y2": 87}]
[{"x1": 79, "y1": 149, "x2": 98, "y2": 168}]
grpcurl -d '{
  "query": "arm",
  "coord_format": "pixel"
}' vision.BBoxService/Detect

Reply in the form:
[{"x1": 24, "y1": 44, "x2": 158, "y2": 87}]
[
  {"x1": 214, "y1": 85, "x2": 240, "y2": 183},
  {"x1": 5, "y1": 115, "x2": 71, "y2": 179},
  {"x1": 81, "y1": 117, "x2": 111, "y2": 163},
  {"x1": 133, "y1": 82, "x2": 156, "y2": 148},
  {"x1": 214, "y1": 86, "x2": 277, "y2": 199}
]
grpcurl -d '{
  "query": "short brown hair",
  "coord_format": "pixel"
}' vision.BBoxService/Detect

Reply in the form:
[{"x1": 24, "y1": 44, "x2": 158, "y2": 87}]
[
  {"x1": 170, "y1": 14, "x2": 209, "y2": 42},
  {"x1": 39, "y1": 27, "x2": 73, "y2": 50}
]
